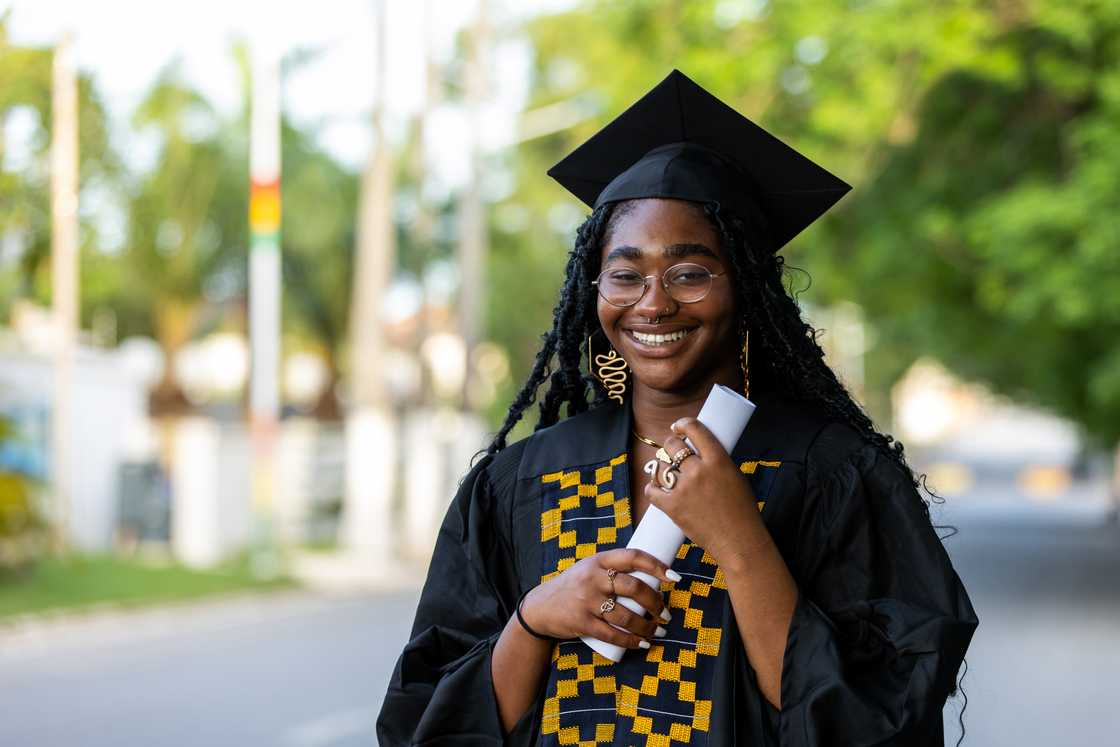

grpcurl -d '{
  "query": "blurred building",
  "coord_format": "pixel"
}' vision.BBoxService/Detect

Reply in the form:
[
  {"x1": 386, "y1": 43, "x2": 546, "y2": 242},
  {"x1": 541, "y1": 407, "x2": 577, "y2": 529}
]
[{"x1": 0, "y1": 306, "x2": 147, "y2": 551}]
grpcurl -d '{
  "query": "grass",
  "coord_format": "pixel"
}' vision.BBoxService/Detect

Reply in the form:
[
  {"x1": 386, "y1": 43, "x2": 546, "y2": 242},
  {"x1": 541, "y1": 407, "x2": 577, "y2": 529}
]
[{"x1": 0, "y1": 553, "x2": 295, "y2": 620}]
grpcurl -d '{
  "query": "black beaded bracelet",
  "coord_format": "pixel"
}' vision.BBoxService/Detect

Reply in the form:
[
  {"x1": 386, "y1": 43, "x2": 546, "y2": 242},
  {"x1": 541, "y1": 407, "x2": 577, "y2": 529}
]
[{"x1": 516, "y1": 588, "x2": 554, "y2": 641}]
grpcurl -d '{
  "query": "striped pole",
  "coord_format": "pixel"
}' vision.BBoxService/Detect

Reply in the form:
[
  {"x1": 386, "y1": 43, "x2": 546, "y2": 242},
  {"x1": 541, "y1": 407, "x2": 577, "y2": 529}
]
[{"x1": 248, "y1": 42, "x2": 282, "y2": 574}]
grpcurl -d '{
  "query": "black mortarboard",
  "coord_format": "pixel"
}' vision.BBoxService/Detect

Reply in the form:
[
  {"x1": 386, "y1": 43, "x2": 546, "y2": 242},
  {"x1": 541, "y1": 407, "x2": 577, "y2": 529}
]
[{"x1": 547, "y1": 69, "x2": 851, "y2": 251}]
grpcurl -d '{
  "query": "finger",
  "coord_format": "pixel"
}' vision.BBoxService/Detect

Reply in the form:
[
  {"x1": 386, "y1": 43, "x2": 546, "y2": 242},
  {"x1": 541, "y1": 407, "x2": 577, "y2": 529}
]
[
  {"x1": 613, "y1": 572, "x2": 669, "y2": 623},
  {"x1": 585, "y1": 615, "x2": 650, "y2": 650},
  {"x1": 670, "y1": 417, "x2": 720, "y2": 459},
  {"x1": 603, "y1": 600, "x2": 660, "y2": 639},
  {"x1": 601, "y1": 548, "x2": 681, "y2": 584}
]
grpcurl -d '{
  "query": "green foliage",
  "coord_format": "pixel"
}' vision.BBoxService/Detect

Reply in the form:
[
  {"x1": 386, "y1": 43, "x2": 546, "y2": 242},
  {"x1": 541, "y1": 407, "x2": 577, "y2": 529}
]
[
  {"x1": 0, "y1": 16, "x2": 119, "y2": 319},
  {"x1": 280, "y1": 119, "x2": 358, "y2": 362},
  {"x1": 847, "y1": 0, "x2": 1120, "y2": 444}
]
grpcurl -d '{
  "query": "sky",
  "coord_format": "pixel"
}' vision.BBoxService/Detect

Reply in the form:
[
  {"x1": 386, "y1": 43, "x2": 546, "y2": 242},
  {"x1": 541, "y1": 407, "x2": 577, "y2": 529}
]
[{"x1": 1, "y1": 0, "x2": 575, "y2": 182}]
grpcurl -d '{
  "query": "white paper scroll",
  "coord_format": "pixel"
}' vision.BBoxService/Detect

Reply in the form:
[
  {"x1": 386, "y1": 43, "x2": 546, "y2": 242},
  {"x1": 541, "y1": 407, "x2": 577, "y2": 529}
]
[{"x1": 581, "y1": 384, "x2": 756, "y2": 662}]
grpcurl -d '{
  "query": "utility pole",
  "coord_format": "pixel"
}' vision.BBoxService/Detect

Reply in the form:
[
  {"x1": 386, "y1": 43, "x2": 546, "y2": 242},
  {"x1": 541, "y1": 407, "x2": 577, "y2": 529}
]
[
  {"x1": 248, "y1": 38, "x2": 282, "y2": 575},
  {"x1": 50, "y1": 33, "x2": 78, "y2": 552},
  {"x1": 457, "y1": 0, "x2": 489, "y2": 407},
  {"x1": 342, "y1": 0, "x2": 397, "y2": 562}
]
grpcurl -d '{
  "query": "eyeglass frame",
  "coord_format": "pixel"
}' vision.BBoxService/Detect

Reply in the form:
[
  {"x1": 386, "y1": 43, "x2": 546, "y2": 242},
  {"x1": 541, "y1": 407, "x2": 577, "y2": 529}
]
[{"x1": 591, "y1": 261, "x2": 727, "y2": 308}]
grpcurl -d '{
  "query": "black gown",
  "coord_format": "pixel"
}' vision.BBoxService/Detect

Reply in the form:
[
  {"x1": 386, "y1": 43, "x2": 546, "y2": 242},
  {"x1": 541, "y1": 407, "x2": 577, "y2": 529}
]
[{"x1": 376, "y1": 388, "x2": 978, "y2": 746}]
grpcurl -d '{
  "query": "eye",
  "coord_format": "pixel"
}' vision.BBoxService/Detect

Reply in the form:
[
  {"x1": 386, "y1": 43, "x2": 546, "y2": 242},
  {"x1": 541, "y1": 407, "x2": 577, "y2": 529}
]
[
  {"x1": 668, "y1": 265, "x2": 711, "y2": 286},
  {"x1": 604, "y1": 268, "x2": 644, "y2": 285}
]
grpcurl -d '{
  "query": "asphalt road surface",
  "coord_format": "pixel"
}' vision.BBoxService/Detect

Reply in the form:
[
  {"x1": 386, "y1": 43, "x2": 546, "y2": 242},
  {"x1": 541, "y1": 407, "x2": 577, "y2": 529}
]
[{"x1": 1, "y1": 495, "x2": 1117, "y2": 746}]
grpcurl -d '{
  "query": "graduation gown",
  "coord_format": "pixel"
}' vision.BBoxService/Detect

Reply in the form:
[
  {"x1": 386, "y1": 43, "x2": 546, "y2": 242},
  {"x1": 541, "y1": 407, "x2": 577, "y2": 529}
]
[{"x1": 376, "y1": 389, "x2": 978, "y2": 746}]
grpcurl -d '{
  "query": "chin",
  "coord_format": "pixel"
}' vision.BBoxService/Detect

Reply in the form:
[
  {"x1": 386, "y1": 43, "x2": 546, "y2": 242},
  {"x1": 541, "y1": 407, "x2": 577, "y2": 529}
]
[{"x1": 629, "y1": 361, "x2": 706, "y2": 394}]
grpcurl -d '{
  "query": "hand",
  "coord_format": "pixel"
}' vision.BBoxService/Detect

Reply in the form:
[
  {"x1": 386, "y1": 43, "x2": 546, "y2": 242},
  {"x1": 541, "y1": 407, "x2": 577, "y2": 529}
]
[
  {"x1": 643, "y1": 417, "x2": 761, "y2": 567},
  {"x1": 520, "y1": 548, "x2": 677, "y2": 649}
]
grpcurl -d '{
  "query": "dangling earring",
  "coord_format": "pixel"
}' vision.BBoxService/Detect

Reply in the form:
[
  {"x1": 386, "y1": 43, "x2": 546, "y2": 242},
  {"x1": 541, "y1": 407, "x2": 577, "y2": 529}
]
[
  {"x1": 740, "y1": 327, "x2": 751, "y2": 400},
  {"x1": 589, "y1": 332, "x2": 628, "y2": 404}
]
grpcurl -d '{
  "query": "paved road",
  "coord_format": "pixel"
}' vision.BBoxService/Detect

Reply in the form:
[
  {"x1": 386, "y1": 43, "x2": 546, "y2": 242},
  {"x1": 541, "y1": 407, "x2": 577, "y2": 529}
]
[
  {"x1": 934, "y1": 498, "x2": 1120, "y2": 745},
  {"x1": 1, "y1": 496, "x2": 1117, "y2": 746},
  {"x1": 0, "y1": 591, "x2": 419, "y2": 747}
]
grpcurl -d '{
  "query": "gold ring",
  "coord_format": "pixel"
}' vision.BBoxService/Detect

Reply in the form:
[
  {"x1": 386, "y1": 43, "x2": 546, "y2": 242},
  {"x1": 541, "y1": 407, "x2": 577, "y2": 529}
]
[
  {"x1": 599, "y1": 596, "x2": 617, "y2": 616},
  {"x1": 605, "y1": 567, "x2": 617, "y2": 595},
  {"x1": 670, "y1": 447, "x2": 693, "y2": 468},
  {"x1": 655, "y1": 447, "x2": 673, "y2": 464},
  {"x1": 661, "y1": 465, "x2": 679, "y2": 490}
]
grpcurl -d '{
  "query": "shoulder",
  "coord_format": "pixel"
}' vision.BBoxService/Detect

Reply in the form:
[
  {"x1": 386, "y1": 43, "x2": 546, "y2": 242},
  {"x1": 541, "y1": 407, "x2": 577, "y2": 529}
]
[
  {"x1": 804, "y1": 421, "x2": 872, "y2": 480},
  {"x1": 467, "y1": 437, "x2": 528, "y2": 502},
  {"x1": 800, "y1": 419, "x2": 928, "y2": 529}
]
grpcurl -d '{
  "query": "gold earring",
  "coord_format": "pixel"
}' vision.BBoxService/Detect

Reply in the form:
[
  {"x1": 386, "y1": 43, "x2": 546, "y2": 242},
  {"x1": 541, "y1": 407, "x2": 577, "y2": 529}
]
[
  {"x1": 740, "y1": 329, "x2": 751, "y2": 400},
  {"x1": 589, "y1": 333, "x2": 628, "y2": 404}
]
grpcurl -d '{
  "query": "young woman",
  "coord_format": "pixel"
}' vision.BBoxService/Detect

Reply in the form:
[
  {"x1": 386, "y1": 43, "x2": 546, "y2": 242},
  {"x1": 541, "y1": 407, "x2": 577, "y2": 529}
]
[{"x1": 377, "y1": 70, "x2": 977, "y2": 746}]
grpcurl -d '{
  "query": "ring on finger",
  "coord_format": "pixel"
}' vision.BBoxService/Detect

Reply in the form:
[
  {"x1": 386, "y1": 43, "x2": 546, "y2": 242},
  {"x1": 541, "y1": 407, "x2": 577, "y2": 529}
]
[
  {"x1": 605, "y1": 567, "x2": 617, "y2": 595},
  {"x1": 669, "y1": 447, "x2": 693, "y2": 468},
  {"x1": 599, "y1": 596, "x2": 617, "y2": 617}
]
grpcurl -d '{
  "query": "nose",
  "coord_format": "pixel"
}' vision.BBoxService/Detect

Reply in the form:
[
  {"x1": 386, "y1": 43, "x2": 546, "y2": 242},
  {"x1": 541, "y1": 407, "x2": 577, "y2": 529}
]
[{"x1": 631, "y1": 272, "x2": 678, "y2": 320}]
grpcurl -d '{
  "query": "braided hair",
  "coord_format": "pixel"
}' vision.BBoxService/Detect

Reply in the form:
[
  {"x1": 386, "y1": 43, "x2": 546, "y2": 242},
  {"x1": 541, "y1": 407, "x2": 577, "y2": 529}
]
[{"x1": 484, "y1": 198, "x2": 924, "y2": 516}]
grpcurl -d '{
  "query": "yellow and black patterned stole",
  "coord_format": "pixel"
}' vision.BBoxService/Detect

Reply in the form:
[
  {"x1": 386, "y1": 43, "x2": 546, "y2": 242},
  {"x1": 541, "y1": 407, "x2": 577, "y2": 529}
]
[{"x1": 537, "y1": 454, "x2": 783, "y2": 746}]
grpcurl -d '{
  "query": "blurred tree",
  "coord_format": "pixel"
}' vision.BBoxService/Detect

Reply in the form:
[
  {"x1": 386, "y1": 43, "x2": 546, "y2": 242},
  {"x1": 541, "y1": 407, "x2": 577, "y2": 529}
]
[
  {"x1": 114, "y1": 62, "x2": 248, "y2": 413},
  {"x1": 0, "y1": 14, "x2": 118, "y2": 322},
  {"x1": 280, "y1": 117, "x2": 359, "y2": 419},
  {"x1": 848, "y1": 0, "x2": 1120, "y2": 445}
]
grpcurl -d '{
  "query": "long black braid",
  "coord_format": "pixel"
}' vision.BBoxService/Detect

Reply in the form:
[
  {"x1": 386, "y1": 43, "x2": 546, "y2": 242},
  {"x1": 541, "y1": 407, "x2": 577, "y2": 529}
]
[{"x1": 486, "y1": 205, "x2": 613, "y2": 453}]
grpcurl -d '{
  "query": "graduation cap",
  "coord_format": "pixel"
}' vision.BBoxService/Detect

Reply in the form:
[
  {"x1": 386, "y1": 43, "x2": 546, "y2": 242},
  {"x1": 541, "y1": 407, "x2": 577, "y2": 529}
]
[{"x1": 547, "y1": 69, "x2": 851, "y2": 251}]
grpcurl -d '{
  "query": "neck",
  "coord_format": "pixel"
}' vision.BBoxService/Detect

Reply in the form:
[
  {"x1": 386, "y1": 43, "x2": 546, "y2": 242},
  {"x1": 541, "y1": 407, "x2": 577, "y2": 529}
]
[{"x1": 630, "y1": 361, "x2": 743, "y2": 443}]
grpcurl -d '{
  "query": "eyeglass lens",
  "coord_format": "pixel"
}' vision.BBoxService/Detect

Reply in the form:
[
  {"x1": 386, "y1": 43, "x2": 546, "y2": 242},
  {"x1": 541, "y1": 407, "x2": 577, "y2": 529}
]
[{"x1": 596, "y1": 263, "x2": 715, "y2": 307}]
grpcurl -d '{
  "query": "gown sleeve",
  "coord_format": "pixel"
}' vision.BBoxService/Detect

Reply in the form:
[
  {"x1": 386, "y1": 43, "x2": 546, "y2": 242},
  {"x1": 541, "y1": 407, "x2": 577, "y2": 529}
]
[
  {"x1": 376, "y1": 446, "x2": 537, "y2": 746},
  {"x1": 775, "y1": 425, "x2": 978, "y2": 746}
]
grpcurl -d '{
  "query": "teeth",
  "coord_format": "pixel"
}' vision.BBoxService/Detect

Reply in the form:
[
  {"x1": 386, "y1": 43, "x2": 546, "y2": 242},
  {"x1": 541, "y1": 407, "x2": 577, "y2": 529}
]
[{"x1": 632, "y1": 329, "x2": 691, "y2": 346}]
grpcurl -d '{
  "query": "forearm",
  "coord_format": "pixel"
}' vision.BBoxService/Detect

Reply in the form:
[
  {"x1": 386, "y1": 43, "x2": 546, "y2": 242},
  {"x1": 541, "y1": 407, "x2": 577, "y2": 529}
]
[
  {"x1": 491, "y1": 599, "x2": 554, "y2": 733},
  {"x1": 720, "y1": 522, "x2": 798, "y2": 710}
]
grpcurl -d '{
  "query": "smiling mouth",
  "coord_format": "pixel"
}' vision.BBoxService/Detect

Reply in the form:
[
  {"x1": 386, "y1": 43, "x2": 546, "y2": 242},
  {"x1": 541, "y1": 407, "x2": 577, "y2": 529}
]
[{"x1": 627, "y1": 328, "x2": 696, "y2": 347}]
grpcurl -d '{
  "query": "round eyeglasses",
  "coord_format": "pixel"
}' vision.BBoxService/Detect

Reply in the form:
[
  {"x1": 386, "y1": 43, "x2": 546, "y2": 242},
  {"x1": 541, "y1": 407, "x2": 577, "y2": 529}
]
[{"x1": 592, "y1": 262, "x2": 726, "y2": 308}]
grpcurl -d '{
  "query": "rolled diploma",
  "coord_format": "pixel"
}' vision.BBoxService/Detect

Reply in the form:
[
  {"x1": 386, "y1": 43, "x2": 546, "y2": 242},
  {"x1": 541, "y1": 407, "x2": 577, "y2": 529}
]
[{"x1": 581, "y1": 384, "x2": 756, "y2": 662}]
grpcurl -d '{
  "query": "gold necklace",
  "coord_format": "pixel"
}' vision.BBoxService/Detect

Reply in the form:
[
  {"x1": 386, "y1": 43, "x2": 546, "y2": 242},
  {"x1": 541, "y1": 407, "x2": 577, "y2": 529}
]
[{"x1": 631, "y1": 429, "x2": 662, "y2": 449}]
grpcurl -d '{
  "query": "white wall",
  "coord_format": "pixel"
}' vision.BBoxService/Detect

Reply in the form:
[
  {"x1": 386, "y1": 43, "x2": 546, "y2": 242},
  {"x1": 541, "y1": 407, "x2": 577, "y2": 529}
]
[{"x1": 0, "y1": 347, "x2": 147, "y2": 551}]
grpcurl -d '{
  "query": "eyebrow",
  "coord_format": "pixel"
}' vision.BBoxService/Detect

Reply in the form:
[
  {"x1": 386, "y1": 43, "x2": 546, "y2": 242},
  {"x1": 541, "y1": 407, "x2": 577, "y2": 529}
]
[{"x1": 604, "y1": 243, "x2": 720, "y2": 262}]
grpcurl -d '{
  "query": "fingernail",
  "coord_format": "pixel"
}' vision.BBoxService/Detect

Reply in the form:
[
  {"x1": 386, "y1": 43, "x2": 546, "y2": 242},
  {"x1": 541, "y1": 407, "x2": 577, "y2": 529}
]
[
  {"x1": 666, "y1": 569, "x2": 682, "y2": 582},
  {"x1": 639, "y1": 639, "x2": 651, "y2": 649},
  {"x1": 660, "y1": 607, "x2": 671, "y2": 623},
  {"x1": 655, "y1": 626, "x2": 667, "y2": 638}
]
